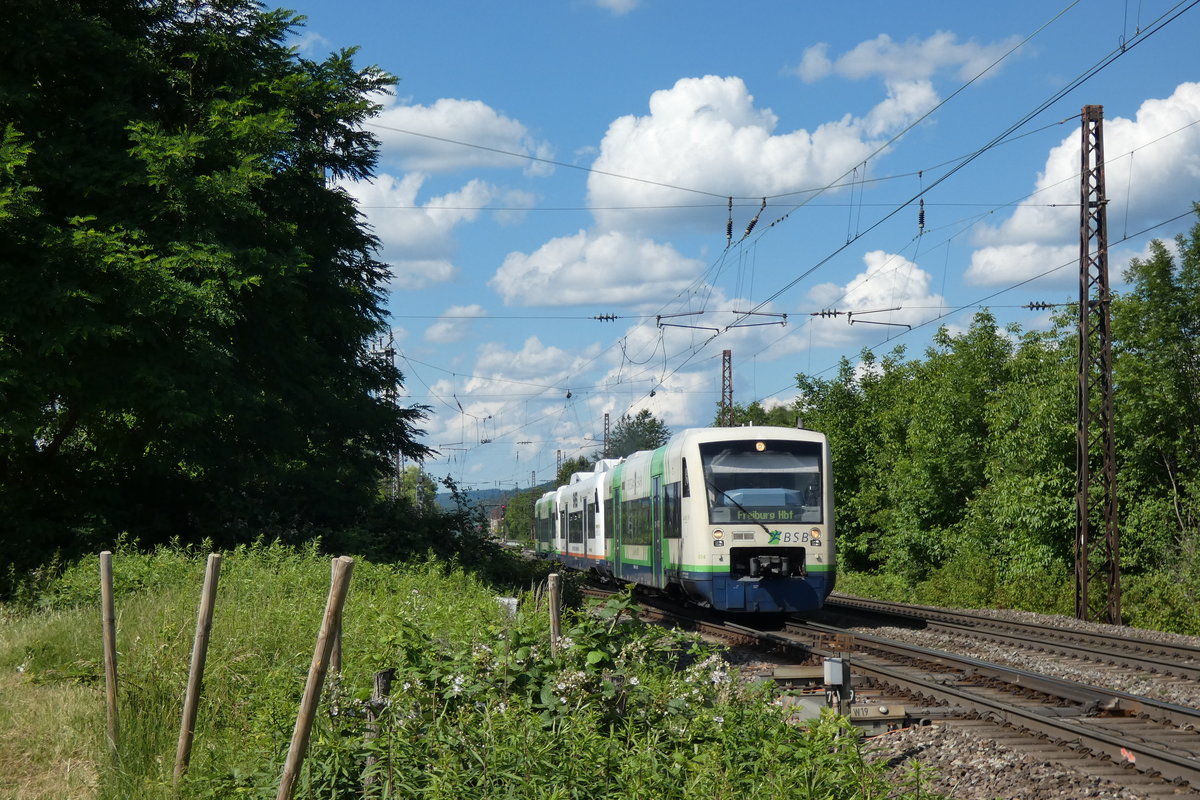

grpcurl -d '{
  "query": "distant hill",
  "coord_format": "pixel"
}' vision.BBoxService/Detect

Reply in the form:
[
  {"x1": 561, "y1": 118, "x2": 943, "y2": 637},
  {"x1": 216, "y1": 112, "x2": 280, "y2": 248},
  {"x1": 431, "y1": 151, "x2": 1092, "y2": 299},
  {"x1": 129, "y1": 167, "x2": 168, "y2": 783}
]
[{"x1": 435, "y1": 485, "x2": 551, "y2": 511}]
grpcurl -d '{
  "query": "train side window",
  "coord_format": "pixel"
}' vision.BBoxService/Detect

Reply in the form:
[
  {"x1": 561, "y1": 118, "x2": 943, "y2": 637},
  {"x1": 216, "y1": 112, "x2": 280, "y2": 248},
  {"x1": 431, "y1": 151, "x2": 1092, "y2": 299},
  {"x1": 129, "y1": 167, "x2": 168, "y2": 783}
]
[
  {"x1": 681, "y1": 458, "x2": 690, "y2": 497},
  {"x1": 604, "y1": 495, "x2": 614, "y2": 540},
  {"x1": 664, "y1": 482, "x2": 681, "y2": 539}
]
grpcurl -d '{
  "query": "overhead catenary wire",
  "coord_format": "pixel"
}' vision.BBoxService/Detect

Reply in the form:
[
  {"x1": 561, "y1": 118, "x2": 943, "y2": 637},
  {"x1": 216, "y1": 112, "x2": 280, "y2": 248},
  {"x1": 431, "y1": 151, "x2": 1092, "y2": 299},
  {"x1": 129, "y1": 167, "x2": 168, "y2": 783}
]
[
  {"x1": 732, "y1": 0, "x2": 1199, "y2": 328},
  {"x1": 746, "y1": 204, "x2": 1200, "y2": 404},
  {"x1": 389, "y1": 0, "x2": 1199, "y2": 487}
]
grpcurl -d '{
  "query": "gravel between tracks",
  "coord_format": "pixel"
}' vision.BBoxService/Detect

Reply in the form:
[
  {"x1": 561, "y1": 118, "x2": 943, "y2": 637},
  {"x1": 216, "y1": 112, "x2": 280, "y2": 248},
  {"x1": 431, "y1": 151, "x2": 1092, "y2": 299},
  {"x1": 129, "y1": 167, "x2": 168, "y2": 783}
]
[
  {"x1": 867, "y1": 723, "x2": 1152, "y2": 800},
  {"x1": 718, "y1": 604, "x2": 1200, "y2": 800},
  {"x1": 846, "y1": 605, "x2": 1200, "y2": 799}
]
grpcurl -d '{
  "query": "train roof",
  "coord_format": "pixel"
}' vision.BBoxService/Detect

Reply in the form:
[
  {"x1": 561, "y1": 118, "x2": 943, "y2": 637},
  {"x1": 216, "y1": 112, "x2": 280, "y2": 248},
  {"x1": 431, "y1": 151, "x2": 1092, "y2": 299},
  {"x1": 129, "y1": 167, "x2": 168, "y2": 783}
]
[{"x1": 665, "y1": 425, "x2": 827, "y2": 446}]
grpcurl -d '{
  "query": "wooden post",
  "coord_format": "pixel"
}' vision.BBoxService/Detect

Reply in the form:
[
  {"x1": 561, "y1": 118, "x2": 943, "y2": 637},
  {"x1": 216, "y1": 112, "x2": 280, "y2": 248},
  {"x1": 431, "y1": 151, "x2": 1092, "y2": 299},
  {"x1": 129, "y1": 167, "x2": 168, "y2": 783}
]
[
  {"x1": 174, "y1": 553, "x2": 222, "y2": 781},
  {"x1": 327, "y1": 558, "x2": 343, "y2": 717},
  {"x1": 99, "y1": 551, "x2": 119, "y2": 756},
  {"x1": 329, "y1": 558, "x2": 343, "y2": 676},
  {"x1": 276, "y1": 556, "x2": 355, "y2": 800},
  {"x1": 362, "y1": 668, "x2": 395, "y2": 795},
  {"x1": 548, "y1": 573, "x2": 562, "y2": 655}
]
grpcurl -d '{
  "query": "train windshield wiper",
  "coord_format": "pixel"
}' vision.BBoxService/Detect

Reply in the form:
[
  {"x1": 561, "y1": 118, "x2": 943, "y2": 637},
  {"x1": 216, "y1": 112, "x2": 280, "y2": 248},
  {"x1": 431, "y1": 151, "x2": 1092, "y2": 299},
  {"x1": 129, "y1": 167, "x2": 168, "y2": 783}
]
[{"x1": 706, "y1": 479, "x2": 773, "y2": 536}]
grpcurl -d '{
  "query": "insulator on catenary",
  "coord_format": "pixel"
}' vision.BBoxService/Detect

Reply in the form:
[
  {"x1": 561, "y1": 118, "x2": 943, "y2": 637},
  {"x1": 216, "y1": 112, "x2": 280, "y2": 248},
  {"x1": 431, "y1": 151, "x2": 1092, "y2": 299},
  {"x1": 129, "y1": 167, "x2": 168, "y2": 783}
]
[
  {"x1": 918, "y1": 198, "x2": 925, "y2": 235},
  {"x1": 726, "y1": 197, "x2": 733, "y2": 244},
  {"x1": 743, "y1": 197, "x2": 766, "y2": 238}
]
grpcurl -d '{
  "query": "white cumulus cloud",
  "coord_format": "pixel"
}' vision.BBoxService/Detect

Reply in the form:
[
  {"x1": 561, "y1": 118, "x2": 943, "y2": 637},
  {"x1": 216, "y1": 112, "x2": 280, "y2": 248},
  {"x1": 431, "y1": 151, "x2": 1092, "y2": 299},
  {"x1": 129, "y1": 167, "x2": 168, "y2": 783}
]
[
  {"x1": 473, "y1": 336, "x2": 595, "y2": 386},
  {"x1": 489, "y1": 229, "x2": 703, "y2": 307},
  {"x1": 595, "y1": 0, "x2": 639, "y2": 14},
  {"x1": 426, "y1": 304, "x2": 486, "y2": 344},
  {"x1": 373, "y1": 95, "x2": 553, "y2": 175},
  {"x1": 342, "y1": 173, "x2": 499, "y2": 289},
  {"x1": 796, "y1": 31, "x2": 1021, "y2": 84},
  {"x1": 807, "y1": 250, "x2": 947, "y2": 347},
  {"x1": 586, "y1": 75, "x2": 880, "y2": 235},
  {"x1": 966, "y1": 82, "x2": 1200, "y2": 287}
]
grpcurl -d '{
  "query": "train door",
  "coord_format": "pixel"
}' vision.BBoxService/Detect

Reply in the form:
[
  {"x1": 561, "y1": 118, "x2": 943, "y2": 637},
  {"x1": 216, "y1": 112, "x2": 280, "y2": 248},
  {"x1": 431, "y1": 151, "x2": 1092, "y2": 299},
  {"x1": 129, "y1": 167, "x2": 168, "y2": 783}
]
[
  {"x1": 651, "y1": 475, "x2": 663, "y2": 588},
  {"x1": 582, "y1": 497, "x2": 590, "y2": 561},
  {"x1": 612, "y1": 474, "x2": 624, "y2": 582}
]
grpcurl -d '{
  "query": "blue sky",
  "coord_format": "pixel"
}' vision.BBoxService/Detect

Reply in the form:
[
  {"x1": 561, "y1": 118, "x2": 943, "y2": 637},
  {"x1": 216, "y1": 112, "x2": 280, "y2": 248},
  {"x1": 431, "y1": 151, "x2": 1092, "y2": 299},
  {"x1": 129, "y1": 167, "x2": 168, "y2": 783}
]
[{"x1": 281, "y1": 0, "x2": 1200, "y2": 492}]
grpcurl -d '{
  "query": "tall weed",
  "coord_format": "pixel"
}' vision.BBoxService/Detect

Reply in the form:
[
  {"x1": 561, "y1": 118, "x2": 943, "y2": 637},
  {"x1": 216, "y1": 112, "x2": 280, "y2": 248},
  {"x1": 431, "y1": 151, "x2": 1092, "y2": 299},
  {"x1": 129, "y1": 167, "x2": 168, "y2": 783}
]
[{"x1": 3, "y1": 545, "x2": 944, "y2": 799}]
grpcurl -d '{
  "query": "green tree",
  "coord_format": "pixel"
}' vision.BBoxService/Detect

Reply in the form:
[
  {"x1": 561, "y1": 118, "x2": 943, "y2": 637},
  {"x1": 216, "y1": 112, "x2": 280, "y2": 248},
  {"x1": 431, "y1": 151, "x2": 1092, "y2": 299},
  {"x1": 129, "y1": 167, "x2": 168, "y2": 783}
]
[
  {"x1": 0, "y1": 0, "x2": 428, "y2": 580},
  {"x1": 1112, "y1": 208, "x2": 1200, "y2": 574},
  {"x1": 398, "y1": 465, "x2": 438, "y2": 509},
  {"x1": 608, "y1": 409, "x2": 670, "y2": 458},
  {"x1": 556, "y1": 455, "x2": 595, "y2": 487},
  {"x1": 502, "y1": 487, "x2": 539, "y2": 543},
  {"x1": 720, "y1": 400, "x2": 798, "y2": 427}
]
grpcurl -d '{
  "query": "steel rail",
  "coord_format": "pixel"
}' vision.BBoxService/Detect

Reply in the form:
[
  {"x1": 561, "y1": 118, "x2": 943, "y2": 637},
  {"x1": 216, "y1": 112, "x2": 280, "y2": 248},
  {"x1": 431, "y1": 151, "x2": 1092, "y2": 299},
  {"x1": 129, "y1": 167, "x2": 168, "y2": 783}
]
[
  {"x1": 737, "y1": 618, "x2": 1200, "y2": 788},
  {"x1": 826, "y1": 595, "x2": 1200, "y2": 674}
]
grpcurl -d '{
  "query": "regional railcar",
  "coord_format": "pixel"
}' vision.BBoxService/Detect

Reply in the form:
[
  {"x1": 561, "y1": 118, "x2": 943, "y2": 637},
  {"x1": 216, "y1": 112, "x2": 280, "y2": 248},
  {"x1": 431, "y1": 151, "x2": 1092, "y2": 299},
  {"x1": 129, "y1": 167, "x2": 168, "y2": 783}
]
[{"x1": 534, "y1": 426, "x2": 835, "y2": 613}]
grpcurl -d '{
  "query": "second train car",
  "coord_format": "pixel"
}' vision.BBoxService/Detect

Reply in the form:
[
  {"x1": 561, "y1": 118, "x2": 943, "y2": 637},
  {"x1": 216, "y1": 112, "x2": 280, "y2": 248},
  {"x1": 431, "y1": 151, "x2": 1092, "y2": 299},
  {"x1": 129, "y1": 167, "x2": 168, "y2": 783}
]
[{"x1": 533, "y1": 425, "x2": 834, "y2": 613}]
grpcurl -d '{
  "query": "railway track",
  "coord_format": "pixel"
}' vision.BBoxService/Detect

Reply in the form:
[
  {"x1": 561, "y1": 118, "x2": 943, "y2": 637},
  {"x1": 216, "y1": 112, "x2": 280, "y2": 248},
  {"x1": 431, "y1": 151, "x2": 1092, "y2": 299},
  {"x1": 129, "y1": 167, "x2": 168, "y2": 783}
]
[
  {"x1": 823, "y1": 594, "x2": 1200, "y2": 683},
  {"x1": 598, "y1": 587, "x2": 1200, "y2": 798},
  {"x1": 780, "y1": 616, "x2": 1200, "y2": 796}
]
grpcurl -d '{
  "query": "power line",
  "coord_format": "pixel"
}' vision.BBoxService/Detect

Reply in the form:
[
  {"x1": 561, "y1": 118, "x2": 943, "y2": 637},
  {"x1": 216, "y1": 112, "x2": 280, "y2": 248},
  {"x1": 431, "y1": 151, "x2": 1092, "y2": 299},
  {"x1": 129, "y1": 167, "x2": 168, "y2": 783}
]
[
  {"x1": 736, "y1": 0, "x2": 1198, "y2": 325},
  {"x1": 364, "y1": 120, "x2": 729, "y2": 199}
]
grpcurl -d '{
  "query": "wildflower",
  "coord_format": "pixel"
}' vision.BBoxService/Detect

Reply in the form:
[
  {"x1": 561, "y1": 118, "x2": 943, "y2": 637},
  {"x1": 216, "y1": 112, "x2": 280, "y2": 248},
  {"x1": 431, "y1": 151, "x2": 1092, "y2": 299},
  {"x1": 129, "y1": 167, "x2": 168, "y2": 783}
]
[
  {"x1": 712, "y1": 715, "x2": 725, "y2": 725},
  {"x1": 628, "y1": 676, "x2": 640, "y2": 686}
]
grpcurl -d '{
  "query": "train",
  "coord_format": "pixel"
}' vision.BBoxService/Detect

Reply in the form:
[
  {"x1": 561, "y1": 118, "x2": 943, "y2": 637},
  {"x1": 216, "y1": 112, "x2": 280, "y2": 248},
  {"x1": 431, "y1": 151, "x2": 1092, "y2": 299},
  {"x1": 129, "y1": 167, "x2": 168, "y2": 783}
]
[{"x1": 533, "y1": 425, "x2": 835, "y2": 613}]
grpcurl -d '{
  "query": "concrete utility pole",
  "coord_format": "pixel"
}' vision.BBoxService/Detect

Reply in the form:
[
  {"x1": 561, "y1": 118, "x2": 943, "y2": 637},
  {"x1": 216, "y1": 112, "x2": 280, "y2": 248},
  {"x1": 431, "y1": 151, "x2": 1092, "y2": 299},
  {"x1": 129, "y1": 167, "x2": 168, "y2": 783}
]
[{"x1": 1075, "y1": 104, "x2": 1121, "y2": 624}]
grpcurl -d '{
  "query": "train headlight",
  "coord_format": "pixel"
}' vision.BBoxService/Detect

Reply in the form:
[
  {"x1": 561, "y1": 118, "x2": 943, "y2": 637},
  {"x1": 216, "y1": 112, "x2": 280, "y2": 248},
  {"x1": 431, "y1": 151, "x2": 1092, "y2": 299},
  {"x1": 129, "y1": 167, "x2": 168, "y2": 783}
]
[
  {"x1": 712, "y1": 529, "x2": 724, "y2": 541},
  {"x1": 809, "y1": 527, "x2": 822, "y2": 547}
]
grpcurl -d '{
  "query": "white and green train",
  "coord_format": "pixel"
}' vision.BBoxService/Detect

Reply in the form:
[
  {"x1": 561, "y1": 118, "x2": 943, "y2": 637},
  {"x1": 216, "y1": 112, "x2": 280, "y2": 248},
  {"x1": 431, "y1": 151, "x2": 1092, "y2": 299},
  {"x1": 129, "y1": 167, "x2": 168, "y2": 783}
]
[{"x1": 534, "y1": 425, "x2": 834, "y2": 613}]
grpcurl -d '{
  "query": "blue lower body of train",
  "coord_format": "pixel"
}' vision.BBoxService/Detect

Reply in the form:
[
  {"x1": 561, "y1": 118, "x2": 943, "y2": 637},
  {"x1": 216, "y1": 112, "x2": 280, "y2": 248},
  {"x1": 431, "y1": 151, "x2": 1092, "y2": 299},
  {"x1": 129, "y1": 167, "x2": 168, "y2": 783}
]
[
  {"x1": 552, "y1": 550, "x2": 833, "y2": 613},
  {"x1": 679, "y1": 569, "x2": 834, "y2": 613}
]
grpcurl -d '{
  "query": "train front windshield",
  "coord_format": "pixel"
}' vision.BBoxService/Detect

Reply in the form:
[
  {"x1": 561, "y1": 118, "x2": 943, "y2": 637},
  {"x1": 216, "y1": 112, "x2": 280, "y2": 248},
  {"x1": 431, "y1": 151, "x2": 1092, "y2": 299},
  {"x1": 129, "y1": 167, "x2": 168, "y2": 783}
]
[{"x1": 700, "y1": 439, "x2": 823, "y2": 524}]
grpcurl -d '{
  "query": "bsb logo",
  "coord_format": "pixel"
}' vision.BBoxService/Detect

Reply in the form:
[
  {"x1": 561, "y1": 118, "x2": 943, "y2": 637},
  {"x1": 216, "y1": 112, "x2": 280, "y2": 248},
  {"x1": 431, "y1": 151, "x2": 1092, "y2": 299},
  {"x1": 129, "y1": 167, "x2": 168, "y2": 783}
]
[{"x1": 768, "y1": 530, "x2": 782, "y2": 544}]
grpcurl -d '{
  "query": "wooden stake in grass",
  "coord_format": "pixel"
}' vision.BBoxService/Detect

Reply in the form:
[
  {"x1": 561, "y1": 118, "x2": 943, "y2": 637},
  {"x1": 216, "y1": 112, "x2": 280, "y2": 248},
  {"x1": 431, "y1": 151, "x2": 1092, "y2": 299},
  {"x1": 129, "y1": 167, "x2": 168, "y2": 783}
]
[
  {"x1": 329, "y1": 558, "x2": 342, "y2": 678},
  {"x1": 99, "y1": 551, "x2": 119, "y2": 757},
  {"x1": 174, "y1": 553, "x2": 222, "y2": 782},
  {"x1": 548, "y1": 573, "x2": 562, "y2": 655},
  {"x1": 362, "y1": 668, "x2": 395, "y2": 795},
  {"x1": 276, "y1": 556, "x2": 355, "y2": 800}
]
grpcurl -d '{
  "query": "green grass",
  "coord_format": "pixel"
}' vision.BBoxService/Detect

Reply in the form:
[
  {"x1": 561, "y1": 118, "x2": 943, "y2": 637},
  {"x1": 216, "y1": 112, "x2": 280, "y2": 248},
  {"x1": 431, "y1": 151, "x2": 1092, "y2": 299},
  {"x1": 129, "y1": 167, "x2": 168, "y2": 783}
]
[{"x1": 1, "y1": 542, "x2": 945, "y2": 799}]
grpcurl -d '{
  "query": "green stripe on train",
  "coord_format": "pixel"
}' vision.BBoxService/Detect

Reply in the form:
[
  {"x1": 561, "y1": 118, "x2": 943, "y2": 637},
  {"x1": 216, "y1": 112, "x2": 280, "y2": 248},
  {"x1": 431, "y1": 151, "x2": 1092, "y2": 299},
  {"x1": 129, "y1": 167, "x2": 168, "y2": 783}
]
[{"x1": 673, "y1": 562, "x2": 836, "y2": 574}]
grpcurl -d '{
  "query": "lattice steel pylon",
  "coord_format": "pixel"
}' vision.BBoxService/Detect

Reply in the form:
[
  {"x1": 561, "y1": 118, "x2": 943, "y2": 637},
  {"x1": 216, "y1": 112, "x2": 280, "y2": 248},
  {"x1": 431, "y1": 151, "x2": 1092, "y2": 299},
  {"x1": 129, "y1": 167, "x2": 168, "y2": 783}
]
[
  {"x1": 372, "y1": 332, "x2": 400, "y2": 499},
  {"x1": 720, "y1": 350, "x2": 733, "y2": 427},
  {"x1": 1075, "y1": 104, "x2": 1121, "y2": 624}
]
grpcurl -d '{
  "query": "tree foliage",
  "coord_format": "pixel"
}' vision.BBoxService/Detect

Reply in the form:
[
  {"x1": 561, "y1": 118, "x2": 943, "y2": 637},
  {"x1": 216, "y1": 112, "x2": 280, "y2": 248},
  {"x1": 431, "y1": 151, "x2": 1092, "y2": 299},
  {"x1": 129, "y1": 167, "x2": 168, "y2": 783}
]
[
  {"x1": 608, "y1": 409, "x2": 670, "y2": 458},
  {"x1": 501, "y1": 487, "x2": 539, "y2": 543},
  {"x1": 0, "y1": 0, "x2": 429, "y2": 582},
  {"x1": 556, "y1": 455, "x2": 595, "y2": 487},
  {"x1": 719, "y1": 400, "x2": 797, "y2": 428},
  {"x1": 796, "y1": 209, "x2": 1200, "y2": 629},
  {"x1": 397, "y1": 465, "x2": 438, "y2": 510}
]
